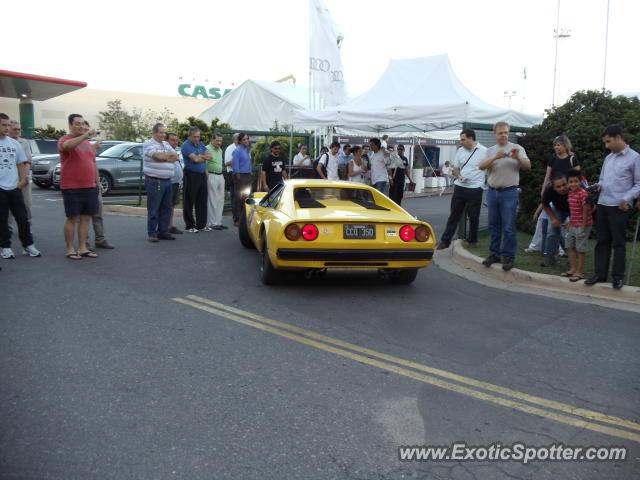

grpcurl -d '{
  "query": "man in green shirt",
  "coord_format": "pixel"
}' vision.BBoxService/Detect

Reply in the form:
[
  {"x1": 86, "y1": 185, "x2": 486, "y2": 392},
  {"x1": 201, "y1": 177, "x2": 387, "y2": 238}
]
[{"x1": 205, "y1": 134, "x2": 227, "y2": 230}]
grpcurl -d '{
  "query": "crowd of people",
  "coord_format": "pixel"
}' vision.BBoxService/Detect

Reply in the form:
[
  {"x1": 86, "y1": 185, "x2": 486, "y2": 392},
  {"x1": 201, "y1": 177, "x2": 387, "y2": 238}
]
[
  {"x1": 1, "y1": 112, "x2": 638, "y2": 289},
  {"x1": 310, "y1": 138, "x2": 413, "y2": 205},
  {"x1": 436, "y1": 122, "x2": 639, "y2": 290}
]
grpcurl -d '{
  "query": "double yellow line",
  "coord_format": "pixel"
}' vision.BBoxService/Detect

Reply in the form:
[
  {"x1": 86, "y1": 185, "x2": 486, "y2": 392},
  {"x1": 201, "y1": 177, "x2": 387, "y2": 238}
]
[{"x1": 173, "y1": 294, "x2": 640, "y2": 443}]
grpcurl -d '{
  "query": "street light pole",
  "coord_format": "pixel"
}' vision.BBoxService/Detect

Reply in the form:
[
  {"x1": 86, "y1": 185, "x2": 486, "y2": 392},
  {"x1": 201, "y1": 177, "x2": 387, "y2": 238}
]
[
  {"x1": 503, "y1": 90, "x2": 517, "y2": 109},
  {"x1": 603, "y1": 0, "x2": 610, "y2": 90},
  {"x1": 552, "y1": 0, "x2": 561, "y2": 107}
]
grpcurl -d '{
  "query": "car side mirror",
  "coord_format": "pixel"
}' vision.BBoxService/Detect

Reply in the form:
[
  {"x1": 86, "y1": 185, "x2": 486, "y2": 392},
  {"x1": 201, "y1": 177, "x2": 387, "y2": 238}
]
[
  {"x1": 246, "y1": 198, "x2": 256, "y2": 205},
  {"x1": 122, "y1": 151, "x2": 133, "y2": 160}
]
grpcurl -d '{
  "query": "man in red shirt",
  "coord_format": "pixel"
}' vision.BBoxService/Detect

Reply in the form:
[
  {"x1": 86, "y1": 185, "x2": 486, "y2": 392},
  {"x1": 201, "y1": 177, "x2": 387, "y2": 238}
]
[{"x1": 58, "y1": 114, "x2": 101, "y2": 260}]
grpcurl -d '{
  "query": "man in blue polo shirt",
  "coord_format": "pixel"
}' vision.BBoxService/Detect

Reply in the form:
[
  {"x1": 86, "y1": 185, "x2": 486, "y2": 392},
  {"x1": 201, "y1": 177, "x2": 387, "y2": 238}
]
[
  {"x1": 231, "y1": 133, "x2": 253, "y2": 226},
  {"x1": 181, "y1": 127, "x2": 212, "y2": 232}
]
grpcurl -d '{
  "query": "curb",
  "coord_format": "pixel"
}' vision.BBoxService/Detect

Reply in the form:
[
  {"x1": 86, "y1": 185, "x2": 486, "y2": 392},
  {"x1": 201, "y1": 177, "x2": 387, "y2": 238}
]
[
  {"x1": 103, "y1": 205, "x2": 147, "y2": 217},
  {"x1": 104, "y1": 205, "x2": 232, "y2": 217},
  {"x1": 404, "y1": 187, "x2": 454, "y2": 199},
  {"x1": 447, "y1": 239, "x2": 640, "y2": 307}
]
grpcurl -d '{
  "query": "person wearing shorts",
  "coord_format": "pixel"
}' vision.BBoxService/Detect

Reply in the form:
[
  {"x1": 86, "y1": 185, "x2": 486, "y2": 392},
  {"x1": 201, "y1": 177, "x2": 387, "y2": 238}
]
[
  {"x1": 564, "y1": 169, "x2": 593, "y2": 281},
  {"x1": 58, "y1": 114, "x2": 101, "y2": 260}
]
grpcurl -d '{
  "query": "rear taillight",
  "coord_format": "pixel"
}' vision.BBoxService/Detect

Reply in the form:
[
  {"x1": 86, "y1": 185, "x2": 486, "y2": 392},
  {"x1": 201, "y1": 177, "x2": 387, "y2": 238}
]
[
  {"x1": 285, "y1": 224, "x2": 301, "y2": 241},
  {"x1": 415, "y1": 225, "x2": 430, "y2": 242},
  {"x1": 301, "y1": 224, "x2": 319, "y2": 241},
  {"x1": 399, "y1": 225, "x2": 415, "y2": 242}
]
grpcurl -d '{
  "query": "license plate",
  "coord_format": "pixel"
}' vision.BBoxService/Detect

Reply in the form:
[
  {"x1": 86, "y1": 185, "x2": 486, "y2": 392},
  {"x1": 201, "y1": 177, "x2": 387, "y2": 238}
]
[{"x1": 343, "y1": 224, "x2": 376, "y2": 239}]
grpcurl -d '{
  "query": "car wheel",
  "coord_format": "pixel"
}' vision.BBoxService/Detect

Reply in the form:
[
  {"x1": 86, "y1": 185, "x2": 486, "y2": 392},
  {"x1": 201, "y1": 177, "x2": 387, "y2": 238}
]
[
  {"x1": 387, "y1": 268, "x2": 418, "y2": 285},
  {"x1": 238, "y1": 206, "x2": 254, "y2": 249},
  {"x1": 99, "y1": 172, "x2": 113, "y2": 195},
  {"x1": 260, "y1": 237, "x2": 283, "y2": 285}
]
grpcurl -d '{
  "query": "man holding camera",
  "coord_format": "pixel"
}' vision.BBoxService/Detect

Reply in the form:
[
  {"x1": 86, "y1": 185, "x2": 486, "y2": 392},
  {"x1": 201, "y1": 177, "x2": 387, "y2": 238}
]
[
  {"x1": 584, "y1": 125, "x2": 640, "y2": 289},
  {"x1": 58, "y1": 114, "x2": 101, "y2": 259},
  {"x1": 479, "y1": 121, "x2": 531, "y2": 271}
]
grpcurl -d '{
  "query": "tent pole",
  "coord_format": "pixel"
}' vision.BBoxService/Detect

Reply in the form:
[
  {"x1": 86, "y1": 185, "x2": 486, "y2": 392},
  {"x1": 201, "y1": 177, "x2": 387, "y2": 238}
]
[{"x1": 289, "y1": 123, "x2": 294, "y2": 172}]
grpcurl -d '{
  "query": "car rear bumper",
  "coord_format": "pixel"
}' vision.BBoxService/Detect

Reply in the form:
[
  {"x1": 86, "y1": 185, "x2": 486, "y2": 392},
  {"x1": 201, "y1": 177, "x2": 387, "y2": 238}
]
[{"x1": 277, "y1": 248, "x2": 434, "y2": 261}]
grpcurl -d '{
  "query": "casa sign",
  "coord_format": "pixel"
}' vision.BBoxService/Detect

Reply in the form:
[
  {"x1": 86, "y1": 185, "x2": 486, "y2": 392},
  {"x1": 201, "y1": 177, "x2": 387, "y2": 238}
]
[{"x1": 178, "y1": 84, "x2": 233, "y2": 100}]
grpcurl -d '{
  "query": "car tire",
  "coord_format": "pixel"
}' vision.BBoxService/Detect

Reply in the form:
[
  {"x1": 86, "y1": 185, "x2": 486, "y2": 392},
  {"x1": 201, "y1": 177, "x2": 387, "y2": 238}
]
[
  {"x1": 260, "y1": 237, "x2": 283, "y2": 285},
  {"x1": 238, "y1": 206, "x2": 254, "y2": 249},
  {"x1": 387, "y1": 268, "x2": 418, "y2": 285},
  {"x1": 99, "y1": 172, "x2": 113, "y2": 195}
]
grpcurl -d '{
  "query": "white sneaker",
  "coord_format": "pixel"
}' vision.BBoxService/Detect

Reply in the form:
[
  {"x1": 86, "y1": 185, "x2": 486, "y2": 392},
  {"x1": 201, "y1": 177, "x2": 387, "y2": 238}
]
[
  {"x1": 23, "y1": 245, "x2": 41, "y2": 257},
  {"x1": 187, "y1": 227, "x2": 199, "y2": 233},
  {"x1": 524, "y1": 247, "x2": 538, "y2": 253},
  {"x1": 1, "y1": 248, "x2": 15, "y2": 259},
  {"x1": 200, "y1": 226, "x2": 213, "y2": 232}
]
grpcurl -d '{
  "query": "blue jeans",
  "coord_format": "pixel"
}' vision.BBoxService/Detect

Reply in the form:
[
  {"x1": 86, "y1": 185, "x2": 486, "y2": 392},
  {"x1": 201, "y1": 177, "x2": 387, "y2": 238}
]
[
  {"x1": 544, "y1": 207, "x2": 568, "y2": 255},
  {"x1": 540, "y1": 217, "x2": 548, "y2": 255},
  {"x1": 487, "y1": 187, "x2": 519, "y2": 259},
  {"x1": 373, "y1": 181, "x2": 389, "y2": 196},
  {"x1": 145, "y1": 176, "x2": 173, "y2": 236}
]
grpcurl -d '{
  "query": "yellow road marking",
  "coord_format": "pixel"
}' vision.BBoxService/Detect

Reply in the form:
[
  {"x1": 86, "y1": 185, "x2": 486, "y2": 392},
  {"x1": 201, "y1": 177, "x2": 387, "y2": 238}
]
[
  {"x1": 185, "y1": 295, "x2": 640, "y2": 433},
  {"x1": 173, "y1": 296, "x2": 640, "y2": 443}
]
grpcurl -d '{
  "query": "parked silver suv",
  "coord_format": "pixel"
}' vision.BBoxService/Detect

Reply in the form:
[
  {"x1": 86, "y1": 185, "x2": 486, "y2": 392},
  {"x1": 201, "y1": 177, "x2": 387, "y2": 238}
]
[{"x1": 53, "y1": 142, "x2": 142, "y2": 194}]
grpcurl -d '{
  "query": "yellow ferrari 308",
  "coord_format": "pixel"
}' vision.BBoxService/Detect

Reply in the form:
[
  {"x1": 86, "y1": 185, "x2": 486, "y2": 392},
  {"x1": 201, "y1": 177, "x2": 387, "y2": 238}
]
[{"x1": 238, "y1": 179, "x2": 436, "y2": 285}]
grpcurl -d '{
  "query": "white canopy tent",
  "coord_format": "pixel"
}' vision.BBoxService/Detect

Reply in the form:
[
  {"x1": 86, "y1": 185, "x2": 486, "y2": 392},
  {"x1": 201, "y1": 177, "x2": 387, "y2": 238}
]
[
  {"x1": 197, "y1": 79, "x2": 310, "y2": 131},
  {"x1": 294, "y1": 54, "x2": 542, "y2": 132}
]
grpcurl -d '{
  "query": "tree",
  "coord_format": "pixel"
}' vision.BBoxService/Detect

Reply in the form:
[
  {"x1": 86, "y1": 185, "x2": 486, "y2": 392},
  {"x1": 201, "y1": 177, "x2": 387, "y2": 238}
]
[
  {"x1": 97, "y1": 99, "x2": 179, "y2": 142},
  {"x1": 518, "y1": 90, "x2": 640, "y2": 232},
  {"x1": 97, "y1": 99, "x2": 136, "y2": 141},
  {"x1": 31, "y1": 124, "x2": 66, "y2": 139},
  {"x1": 176, "y1": 117, "x2": 232, "y2": 146}
]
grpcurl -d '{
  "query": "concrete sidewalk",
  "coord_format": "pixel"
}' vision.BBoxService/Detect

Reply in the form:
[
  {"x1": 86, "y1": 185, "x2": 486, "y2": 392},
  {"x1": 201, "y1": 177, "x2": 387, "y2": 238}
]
[{"x1": 437, "y1": 239, "x2": 640, "y2": 312}]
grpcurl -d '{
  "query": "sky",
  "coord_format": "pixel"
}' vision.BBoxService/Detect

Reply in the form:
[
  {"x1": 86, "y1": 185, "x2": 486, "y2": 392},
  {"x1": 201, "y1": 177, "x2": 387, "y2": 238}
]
[{"x1": 4, "y1": 0, "x2": 638, "y2": 116}]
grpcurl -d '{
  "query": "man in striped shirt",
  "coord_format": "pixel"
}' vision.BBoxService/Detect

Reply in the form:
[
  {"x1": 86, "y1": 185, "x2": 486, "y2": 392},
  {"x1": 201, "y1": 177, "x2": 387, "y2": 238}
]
[
  {"x1": 142, "y1": 123, "x2": 179, "y2": 242},
  {"x1": 564, "y1": 169, "x2": 593, "y2": 281}
]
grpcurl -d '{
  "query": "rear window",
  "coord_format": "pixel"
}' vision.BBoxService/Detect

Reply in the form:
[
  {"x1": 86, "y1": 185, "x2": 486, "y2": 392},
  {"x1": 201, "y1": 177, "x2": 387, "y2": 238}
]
[
  {"x1": 294, "y1": 187, "x2": 388, "y2": 210},
  {"x1": 98, "y1": 143, "x2": 135, "y2": 158},
  {"x1": 95, "y1": 141, "x2": 124, "y2": 156},
  {"x1": 34, "y1": 139, "x2": 58, "y2": 154}
]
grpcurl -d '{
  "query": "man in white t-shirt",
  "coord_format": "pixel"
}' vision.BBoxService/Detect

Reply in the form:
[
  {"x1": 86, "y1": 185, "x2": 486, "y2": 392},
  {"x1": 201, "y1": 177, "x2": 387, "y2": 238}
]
[
  {"x1": 0, "y1": 113, "x2": 41, "y2": 259},
  {"x1": 224, "y1": 133, "x2": 239, "y2": 214},
  {"x1": 317, "y1": 141, "x2": 341, "y2": 180},
  {"x1": 369, "y1": 138, "x2": 392, "y2": 195},
  {"x1": 437, "y1": 129, "x2": 487, "y2": 250}
]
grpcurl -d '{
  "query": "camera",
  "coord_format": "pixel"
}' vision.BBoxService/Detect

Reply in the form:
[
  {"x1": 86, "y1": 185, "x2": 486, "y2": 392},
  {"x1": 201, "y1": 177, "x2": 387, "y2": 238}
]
[{"x1": 96, "y1": 130, "x2": 101, "y2": 135}]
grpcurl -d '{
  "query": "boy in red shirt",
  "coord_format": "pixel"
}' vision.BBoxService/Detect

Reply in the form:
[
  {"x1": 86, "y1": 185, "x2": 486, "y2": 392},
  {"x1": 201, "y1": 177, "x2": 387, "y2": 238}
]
[{"x1": 564, "y1": 169, "x2": 593, "y2": 281}]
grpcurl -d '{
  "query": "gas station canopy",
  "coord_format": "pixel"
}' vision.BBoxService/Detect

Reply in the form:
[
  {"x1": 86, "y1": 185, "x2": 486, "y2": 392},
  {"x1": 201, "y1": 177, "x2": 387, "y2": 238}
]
[{"x1": 0, "y1": 70, "x2": 87, "y2": 101}]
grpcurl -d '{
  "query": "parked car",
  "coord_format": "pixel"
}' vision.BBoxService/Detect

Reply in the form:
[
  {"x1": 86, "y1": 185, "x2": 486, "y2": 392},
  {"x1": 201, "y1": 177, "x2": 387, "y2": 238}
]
[
  {"x1": 34, "y1": 140, "x2": 126, "y2": 190},
  {"x1": 53, "y1": 142, "x2": 142, "y2": 194},
  {"x1": 32, "y1": 154, "x2": 60, "y2": 188},
  {"x1": 25, "y1": 138, "x2": 59, "y2": 158}
]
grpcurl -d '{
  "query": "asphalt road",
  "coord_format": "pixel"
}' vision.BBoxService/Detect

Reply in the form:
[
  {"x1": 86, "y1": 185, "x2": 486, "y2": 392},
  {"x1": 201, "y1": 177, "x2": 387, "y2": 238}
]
[{"x1": 1, "y1": 188, "x2": 638, "y2": 480}]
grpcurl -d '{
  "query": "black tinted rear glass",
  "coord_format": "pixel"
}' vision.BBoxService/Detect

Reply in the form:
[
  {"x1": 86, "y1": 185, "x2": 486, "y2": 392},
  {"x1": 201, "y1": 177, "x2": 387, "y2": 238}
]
[
  {"x1": 294, "y1": 187, "x2": 388, "y2": 210},
  {"x1": 35, "y1": 139, "x2": 58, "y2": 154}
]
